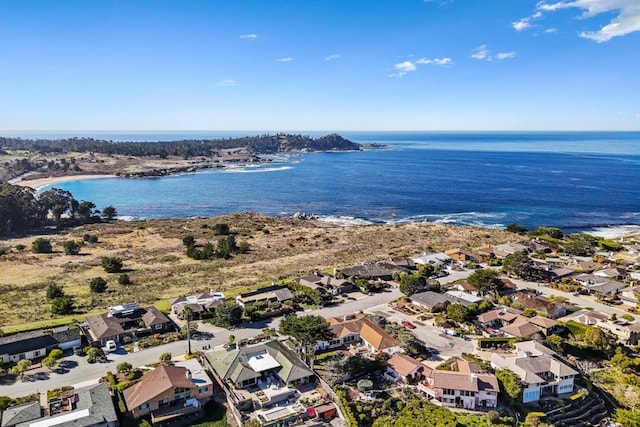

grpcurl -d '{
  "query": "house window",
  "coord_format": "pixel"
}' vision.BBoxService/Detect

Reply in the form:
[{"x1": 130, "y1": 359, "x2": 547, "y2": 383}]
[
  {"x1": 199, "y1": 387, "x2": 208, "y2": 394},
  {"x1": 158, "y1": 398, "x2": 169, "y2": 407},
  {"x1": 139, "y1": 403, "x2": 149, "y2": 410},
  {"x1": 155, "y1": 324, "x2": 163, "y2": 330},
  {"x1": 33, "y1": 351, "x2": 40, "y2": 357}
]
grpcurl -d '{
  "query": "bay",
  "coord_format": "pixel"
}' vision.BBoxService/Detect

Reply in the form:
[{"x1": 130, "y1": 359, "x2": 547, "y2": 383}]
[{"x1": 40, "y1": 131, "x2": 640, "y2": 234}]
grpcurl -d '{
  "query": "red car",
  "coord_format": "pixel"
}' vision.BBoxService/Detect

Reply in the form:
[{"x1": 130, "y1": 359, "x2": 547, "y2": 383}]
[{"x1": 402, "y1": 321, "x2": 416, "y2": 329}]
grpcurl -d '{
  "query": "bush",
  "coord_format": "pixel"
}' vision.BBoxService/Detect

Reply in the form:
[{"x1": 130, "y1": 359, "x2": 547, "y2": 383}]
[
  {"x1": 46, "y1": 283, "x2": 65, "y2": 300},
  {"x1": 83, "y1": 234, "x2": 99, "y2": 243},
  {"x1": 117, "y1": 362, "x2": 133, "y2": 373},
  {"x1": 51, "y1": 296, "x2": 75, "y2": 315},
  {"x1": 102, "y1": 257, "x2": 123, "y2": 273},
  {"x1": 116, "y1": 381, "x2": 130, "y2": 392},
  {"x1": 62, "y1": 240, "x2": 81, "y2": 255},
  {"x1": 118, "y1": 273, "x2": 131, "y2": 285},
  {"x1": 32, "y1": 238, "x2": 52, "y2": 253},
  {"x1": 89, "y1": 277, "x2": 108, "y2": 293},
  {"x1": 213, "y1": 223, "x2": 230, "y2": 235}
]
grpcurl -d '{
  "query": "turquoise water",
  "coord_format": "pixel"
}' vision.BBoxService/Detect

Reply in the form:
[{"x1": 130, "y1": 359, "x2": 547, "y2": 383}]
[{"x1": 37, "y1": 131, "x2": 640, "y2": 233}]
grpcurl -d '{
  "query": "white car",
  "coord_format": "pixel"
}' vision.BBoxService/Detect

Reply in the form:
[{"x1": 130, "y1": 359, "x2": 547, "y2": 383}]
[{"x1": 103, "y1": 340, "x2": 117, "y2": 353}]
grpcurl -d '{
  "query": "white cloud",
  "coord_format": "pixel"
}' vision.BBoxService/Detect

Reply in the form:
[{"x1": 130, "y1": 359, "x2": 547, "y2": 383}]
[
  {"x1": 496, "y1": 52, "x2": 517, "y2": 60},
  {"x1": 544, "y1": 28, "x2": 559, "y2": 33},
  {"x1": 215, "y1": 79, "x2": 237, "y2": 87},
  {"x1": 537, "y1": 0, "x2": 640, "y2": 42},
  {"x1": 324, "y1": 54, "x2": 342, "y2": 61},
  {"x1": 388, "y1": 57, "x2": 453, "y2": 77},
  {"x1": 470, "y1": 45, "x2": 490, "y2": 60},
  {"x1": 512, "y1": 18, "x2": 532, "y2": 31},
  {"x1": 275, "y1": 57, "x2": 293, "y2": 62},
  {"x1": 239, "y1": 34, "x2": 257, "y2": 40}
]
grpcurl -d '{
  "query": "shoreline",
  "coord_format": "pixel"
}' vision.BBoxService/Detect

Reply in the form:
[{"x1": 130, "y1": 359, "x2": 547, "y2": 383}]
[{"x1": 10, "y1": 174, "x2": 117, "y2": 191}]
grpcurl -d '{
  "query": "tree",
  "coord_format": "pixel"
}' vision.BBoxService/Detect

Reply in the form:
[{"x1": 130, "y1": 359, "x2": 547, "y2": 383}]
[
  {"x1": 182, "y1": 235, "x2": 195, "y2": 247},
  {"x1": 42, "y1": 349, "x2": 64, "y2": 370},
  {"x1": 101, "y1": 257, "x2": 123, "y2": 273},
  {"x1": 51, "y1": 295, "x2": 75, "y2": 315},
  {"x1": 85, "y1": 347, "x2": 103, "y2": 363},
  {"x1": 38, "y1": 188, "x2": 76, "y2": 224},
  {"x1": 502, "y1": 251, "x2": 537, "y2": 280},
  {"x1": 531, "y1": 226, "x2": 563, "y2": 239},
  {"x1": 31, "y1": 237, "x2": 52, "y2": 253},
  {"x1": 495, "y1": 368, "x2": 523, "y2": 404},
  {"x1": 506, "y1": 223, "x2": 528, "y2": 234},
  {"x1": 216, "y1": 235, "x2": 237, "y2": 259},
  {"x1": 467, "y1": 269, "x2": 503, "y2": 296},
  {"x1": 213, "y1": 223, "x2": 230, "y2": 235},
  {"x1": 446, "y1": 303, "x2": 469, "y2": 323},
  {"x1": 564, "y1": 238, "x2": 594, "y2": 256},
  {"x1": 614, "y1": 408, "x2": 640, "y2": 427},
  {"x1": 117, "y1": 362, "x2": 133, "y2": 373},
  {"x1": 46, "y1": 283, "x2": 65, "y2": 300},
  {"x1": 0, "y1": 396, "x2": 14, "y2": 411},
  {"x1": 183, "y1": 305, "x2": 194, "y2": 355},
  {"x1": 159, "y1": 352, "x2": 172, "y2": 365},
  {"x1": 524, "y1": 412, "x2": 546, "y2": 427},
  {"x1": 9, "y1": 359, "x2": 32, "y2": 379},
  {"x1": 117, "y1": 273, "x2": 131, "y2": 285},
  {"x1": 214, "y1": 301, "x2": 243, "y2": 326},
  {"x1": 76, "y1": 201, "x2": 97, "y2": 222},
  {"x1": 544, "y1": 334, "x2": 565, "y2": 354},
  {"x1": 583, "y1": 326, "x2": 608, "y2": 350},
  {"x1": 101, "y1": 205, "x2": 117, "y2": 221},
  {"x1": 399, "y1": 274, "x2": 427, "y2": 296},
  {"x1": 63, "y1": 240, "x2": 81, "y2": 255},
  {"x1": 280, "y1": 315, "x2": 333, "y2": 364},
  {"x1": 89, "y1": 277, "x2": 108, "y2": 293}
]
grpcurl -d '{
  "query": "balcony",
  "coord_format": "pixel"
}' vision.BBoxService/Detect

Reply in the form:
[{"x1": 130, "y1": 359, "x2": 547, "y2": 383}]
[{"x1": 151, "y1": 402, "x2": 200, "y2": 424}]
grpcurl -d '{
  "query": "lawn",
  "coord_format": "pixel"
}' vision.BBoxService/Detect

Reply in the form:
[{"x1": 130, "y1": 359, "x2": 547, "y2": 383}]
[
  {"x1": 189, "y1": 401, "x2": 230, "y2": 427},
  {"x1": 563, "y1": 320, "x2": 589, "y2": 337},
  {"x1": 591, "y1": 367, "x2": 640, "y2": 408}
]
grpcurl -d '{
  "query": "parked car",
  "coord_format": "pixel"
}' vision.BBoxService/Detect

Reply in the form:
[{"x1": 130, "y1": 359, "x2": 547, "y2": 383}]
[
  {"x1": 402, "y1": 321, "x2": 416, "y2": 329},
  {"x1": 103, "y1": 340, "x2": 117, "y2": 353}
]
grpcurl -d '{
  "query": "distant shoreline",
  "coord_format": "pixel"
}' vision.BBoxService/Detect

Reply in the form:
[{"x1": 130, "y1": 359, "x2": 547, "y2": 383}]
[{"x1": 10, "y1": 174, "x2": 116, "y2": 191}]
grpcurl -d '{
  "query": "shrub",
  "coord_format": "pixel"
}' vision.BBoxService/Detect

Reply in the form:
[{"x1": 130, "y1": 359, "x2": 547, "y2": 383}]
[
  {"x1": 118, "y1": 273, "x2": 131, "y2": 285},
  {"x1": 83, "y1": 234, "x2": 99, "y2": 243},
  {"x1": 46, "y1": 283, "x2": 65, "y2": 300},
  {"x1": 101, "y1": 257, "x2": 123, "y2": 273},
  {"x1": 62, "y1": 240, "x2": 81, "y2": 255},
  {"x1": 32, "y1": 238, "x2": 52, "y2": 253},
  {"x1": 89, "y1": 277, "x2": 108, "y2": 293},
  {"x1": 117, "y1": 362, "x2": 133, "y2": 373},
  {"x1": 51, "y1": 296, "x2": 75, "y2": 315},
  {"x1": 116, "y1": 381, "x2": 130, "y2": 392},
  {"x1": 14, "y1": 244, "x2": 26, "y2": 251},
  {"x1": 213, "y1": 223, "x2": 230, "y2": 235}
]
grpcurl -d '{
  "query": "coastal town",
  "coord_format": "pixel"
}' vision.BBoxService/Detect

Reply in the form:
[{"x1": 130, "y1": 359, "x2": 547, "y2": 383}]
[{"x1": 1, "y1": 221, "x2": 639, "y2": 427}]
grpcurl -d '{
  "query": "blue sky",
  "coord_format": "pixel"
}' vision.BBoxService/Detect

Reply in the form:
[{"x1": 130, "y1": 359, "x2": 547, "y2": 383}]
[{"x1": 0, "y1": 0, "x2": 638, "y2": 131}]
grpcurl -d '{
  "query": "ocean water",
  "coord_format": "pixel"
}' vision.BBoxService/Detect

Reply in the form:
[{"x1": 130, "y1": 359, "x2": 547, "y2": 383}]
[{"x1": 36, "y1": 131, "x2": 640, "y2": 234}]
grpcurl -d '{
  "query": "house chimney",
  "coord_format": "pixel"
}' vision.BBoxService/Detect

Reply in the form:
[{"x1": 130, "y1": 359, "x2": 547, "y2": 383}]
[
  {"x1": 186, "y1": 369, "x2": 192, "y2": 380},
  {"x1": 470, "y1": 373, "x2": 477, "y2": 384}
]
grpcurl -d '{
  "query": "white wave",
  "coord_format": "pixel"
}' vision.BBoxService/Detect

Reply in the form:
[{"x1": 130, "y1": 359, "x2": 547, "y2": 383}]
[
  {"x1": 116, "y1": 215, "x2": 135, "y2": 222},
  {"x1": 588, "y1": 225, "x2": 640, "y2": 239},
  {"x1": 315, "y1": 215, "x2": 375, "y2": 226},
  {"x1": 223, "y1": 165, "x2": 293, "y2": 173}
]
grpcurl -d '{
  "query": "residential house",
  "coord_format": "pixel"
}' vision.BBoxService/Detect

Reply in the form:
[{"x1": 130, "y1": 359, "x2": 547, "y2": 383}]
[
  {"x1": 491, "y1": 341, "x2": 578, "y2": 404},
  {"x1": 316, "y1": 317, "x2": 402, "y2": 355},
  {"x1": 536, "y1": 263, "x2": 574, "y2": 283},
  {"x1": 594, "y1": 267, "x2": 628, "y2": 280},
  {"x1": 418, "y1": 359, "x2": 499, "y2": 410},
  {"x1": 572, "y1": 273, "x2": 626, "y2": 296},
  {"x1": 444, "y1": 290, "x2": 484, "y2": 307},
  {"x1": 477, "y1": 307, "x2": 524, "y2": 330},
  {"x1": 620, "y1": 286, "x2": 640, "y2": 308},
  {"x1": 453, "y1": 282, "x2": 480, "y2": 297},
  {"x1": 410, "y1": 252, "x2": 451, "y2": 267},
  {"x1": 170, "y1": 292, "x2": 225, "y2": 319},
  {"x1": 410, "y1": 291, "x2": 450, "y2": 312},
  {"x1": 499, "y1": 278, "x2": 519, "y2": 295},
  {"x1": 495, "y1": 242, "x2": 529, "y2": 255},
  {"x1": 444, "y1": 248, "x2": 483, "y2": 264},
  {"x1": 477, "y1": 308, "x2": 558, "y2": 339},
  {"x1": 205, "y1": 340, "x2": 318, "y2": 426},
  {"x1": 298, "y1": 272, "x2": 354, "y2": 295},
  {"x1": 0, "y1": 383, "x2": 118, "y2": 427},
  {"x1": 0, "y1": 326, "x2": 82, "y2": 364},
  {"x1": 499, "y1": 317, "x2": 547, "y2": 340},
  {"x1": 123, "y1": 363, "x2": 212, "y2": 423},
  {"x1": 511, "y1": 291, "x2": 566, "y2": 319},
  {"x1": 339, "y1": 263, "x2": 409, "y2": 281},
  {"x1": 385, "y1": 353, "x2": 430, "y2": 383},
  {"x1": 235, "y1": 285, "x2": 293, "y2": 309},
  {"x1": 563, "y1": 309, "x2": 640, "y2": 345},
  {"x1": 83, "y1": 303, "x2": 172, "y2": 346}
]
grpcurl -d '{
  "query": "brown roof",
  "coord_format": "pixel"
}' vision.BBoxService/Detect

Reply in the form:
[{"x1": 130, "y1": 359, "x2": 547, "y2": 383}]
[
  {"x1": 500, "y1": 319, "x2": 543, "y2": 338},
  {"x1": 432, "y1": 371, "x2": 478, "y2": 392},
  {"x1": 359, "y1": 319, "x2": 400, "y2": 351},
  {"x1": 124, "y1": 365, "x2": 196, "y2": 410},
  {"x1": 85, "y1": 314, "x2": 123, "y2": 340},
  {"x1": 528, "y1": 316, "x2": 558, "y2": 329},
  {"x1": 142, "y1": 306, "x2": 171, "y2": 327},
  {"x1": 457, "y1": 359, "x2": 478, "y2": 375},
  {"x1": 387, "y1": 354, "x2": 428, "y2": 377}
]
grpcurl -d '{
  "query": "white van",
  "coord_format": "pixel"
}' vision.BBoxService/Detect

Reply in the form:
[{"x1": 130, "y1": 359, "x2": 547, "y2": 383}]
[{"x1": 103, "y1": 340, "x2": 117, "y2": 353}]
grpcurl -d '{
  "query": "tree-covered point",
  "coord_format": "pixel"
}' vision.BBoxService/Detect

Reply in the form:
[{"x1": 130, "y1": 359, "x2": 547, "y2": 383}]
[
  {"x1": 0, "y1": 133, "x2": 360, "y2": 157},
  {"x1": 0, "y1": 182, "x2": 112, "y2": 236}
]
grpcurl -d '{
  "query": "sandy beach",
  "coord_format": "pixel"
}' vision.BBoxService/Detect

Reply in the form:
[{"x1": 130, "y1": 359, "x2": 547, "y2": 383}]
[{"x1": 10, "y1": 174, "x2": 117, "y2": 191}]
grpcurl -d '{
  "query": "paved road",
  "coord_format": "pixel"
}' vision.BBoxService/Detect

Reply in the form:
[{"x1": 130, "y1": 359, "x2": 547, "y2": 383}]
[{"x1": 1, "y1": 289, "x2": 404, "y2": 398}]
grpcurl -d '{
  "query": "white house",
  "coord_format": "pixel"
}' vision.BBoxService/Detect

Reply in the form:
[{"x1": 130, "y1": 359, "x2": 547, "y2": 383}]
[{"x1": 491, "y1": 341, "x2": 577, "y2": 404}]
